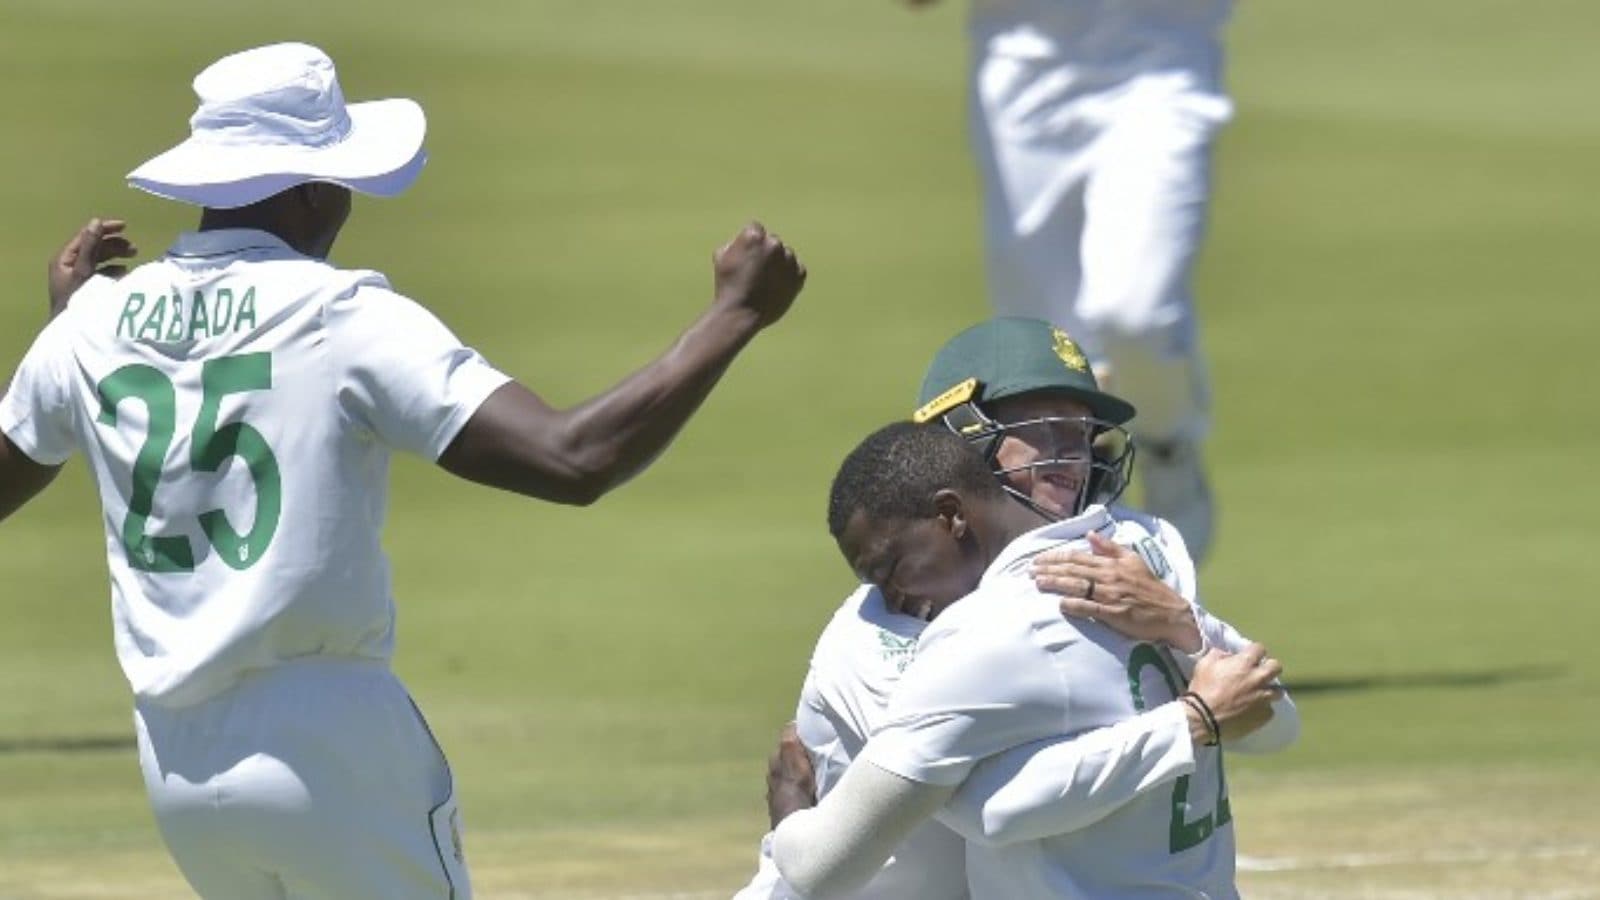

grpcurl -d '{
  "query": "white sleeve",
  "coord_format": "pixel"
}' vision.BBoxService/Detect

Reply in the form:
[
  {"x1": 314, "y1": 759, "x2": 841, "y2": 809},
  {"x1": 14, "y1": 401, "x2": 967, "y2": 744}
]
[
  {"x1": 936, "y1": 700, "x2": 1196, "y2": 846},
  {"x1": 863, "y1": 623, "x2": 1070, "y2": 787},
  {"x1": 327, "y1": 286, "x2": 511, "y2": 460},
  {"x1": 794, "y1": 669, "x2": 860, "y2": 799},
  {"x1": 0, "y1": 311, "x2": 79, "y2": 464},
  {"x1": 731, "y1": 833, "x2": 807, "y2": 900},
  {"x1": 772, "y1": 760, "x2": 956, "y2": 900}
]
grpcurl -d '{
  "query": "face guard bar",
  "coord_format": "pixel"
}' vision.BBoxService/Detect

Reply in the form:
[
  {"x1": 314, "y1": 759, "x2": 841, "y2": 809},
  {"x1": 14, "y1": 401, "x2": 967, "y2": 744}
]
[{"x1": 933, "y1": 400, "x2": 1135, "y2": 521}]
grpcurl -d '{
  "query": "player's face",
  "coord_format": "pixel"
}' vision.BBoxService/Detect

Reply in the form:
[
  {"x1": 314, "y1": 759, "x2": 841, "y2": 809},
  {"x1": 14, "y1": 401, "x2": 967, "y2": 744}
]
[
  {"x1": 987, "y1": 393, "x2": 1095, "y2": 518},
  {"x1": 839, "y1": 508, "x2": 985, "y2": 621}
]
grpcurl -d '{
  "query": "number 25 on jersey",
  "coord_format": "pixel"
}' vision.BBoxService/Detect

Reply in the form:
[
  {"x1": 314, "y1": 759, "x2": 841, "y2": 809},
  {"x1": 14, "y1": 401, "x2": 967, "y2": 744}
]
[{"x1": 97, "y1": 352, "x2": 281, "y2": 573}]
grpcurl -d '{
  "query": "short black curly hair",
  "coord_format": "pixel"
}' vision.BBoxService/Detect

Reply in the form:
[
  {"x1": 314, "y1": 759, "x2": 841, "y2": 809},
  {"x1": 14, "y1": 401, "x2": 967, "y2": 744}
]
[{"x1": 827, "y1": 421, "x2": 1004, "y2": 539}]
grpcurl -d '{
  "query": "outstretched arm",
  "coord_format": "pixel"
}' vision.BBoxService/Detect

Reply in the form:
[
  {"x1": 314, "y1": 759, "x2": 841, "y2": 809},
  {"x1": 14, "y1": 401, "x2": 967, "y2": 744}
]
[{"x1": 437, "y1": 222, "x2": 806, "y2": 506}]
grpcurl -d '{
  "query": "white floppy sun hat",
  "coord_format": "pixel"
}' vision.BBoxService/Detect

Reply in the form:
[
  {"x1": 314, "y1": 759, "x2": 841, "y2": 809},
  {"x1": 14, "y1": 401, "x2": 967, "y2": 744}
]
[{"x1": 127, "y1": 42, "x2": 426, "y2": 209}]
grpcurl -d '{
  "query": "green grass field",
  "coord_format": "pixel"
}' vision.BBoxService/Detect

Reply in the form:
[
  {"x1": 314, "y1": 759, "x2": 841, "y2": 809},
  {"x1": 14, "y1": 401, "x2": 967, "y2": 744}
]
[{"x1": 2, "y1": 1, "x2": 1598, "y2": 896}]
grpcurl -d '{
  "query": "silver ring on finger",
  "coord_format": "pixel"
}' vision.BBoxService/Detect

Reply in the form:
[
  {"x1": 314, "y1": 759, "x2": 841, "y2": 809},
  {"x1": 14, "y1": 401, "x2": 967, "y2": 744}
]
[{"x1": 1085, "y1": 577, "x2": 1096, "y2": 601}]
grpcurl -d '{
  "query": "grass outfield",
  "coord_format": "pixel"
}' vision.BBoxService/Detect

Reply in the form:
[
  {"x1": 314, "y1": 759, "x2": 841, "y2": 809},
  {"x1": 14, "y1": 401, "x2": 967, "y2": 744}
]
[{"x1": 2, "y1": 0, "x2": 1597, "y2": 896}]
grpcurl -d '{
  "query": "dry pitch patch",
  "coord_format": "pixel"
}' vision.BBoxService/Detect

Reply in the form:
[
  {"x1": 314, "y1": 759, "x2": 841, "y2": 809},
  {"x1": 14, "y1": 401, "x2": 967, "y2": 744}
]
[{"x1": 2, "y1": 768, "x2": 1594, "y2": 899}]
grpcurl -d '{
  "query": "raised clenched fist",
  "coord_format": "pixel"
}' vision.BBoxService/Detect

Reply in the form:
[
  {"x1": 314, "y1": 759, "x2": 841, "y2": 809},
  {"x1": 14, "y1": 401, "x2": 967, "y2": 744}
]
[{"x1": 712, "y1": 222, "x2": 807, "y2": 331}]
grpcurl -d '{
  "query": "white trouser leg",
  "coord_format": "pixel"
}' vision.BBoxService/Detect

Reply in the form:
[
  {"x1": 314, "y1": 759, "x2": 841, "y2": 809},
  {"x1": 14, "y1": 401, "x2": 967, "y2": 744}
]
[
  {"x1": 971, "y1": 51, "x2": 1092, "y2": 333},
  {"x1": 1076, "y1": 100, "x2": 1218, "y2": 444},
  {"x1": 136, "y1": 659, "x2": 471, "y2": 900}
]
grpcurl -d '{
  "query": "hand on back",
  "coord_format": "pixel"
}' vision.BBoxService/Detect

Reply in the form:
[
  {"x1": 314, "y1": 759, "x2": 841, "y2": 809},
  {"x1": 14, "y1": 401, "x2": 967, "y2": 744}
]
[{"x1": 1032, "y1": 532, "x2": 1203, "y2": 652}]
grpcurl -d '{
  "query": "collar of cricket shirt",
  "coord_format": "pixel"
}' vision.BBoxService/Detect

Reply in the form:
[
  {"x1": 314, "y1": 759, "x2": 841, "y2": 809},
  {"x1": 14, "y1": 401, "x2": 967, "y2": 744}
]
[
  {"x1": 167, "y1": 228, "x2": 298, "y2": 261},
  {"x1": 981, "y1": 503, "x2": 1117, "y2": 584}
]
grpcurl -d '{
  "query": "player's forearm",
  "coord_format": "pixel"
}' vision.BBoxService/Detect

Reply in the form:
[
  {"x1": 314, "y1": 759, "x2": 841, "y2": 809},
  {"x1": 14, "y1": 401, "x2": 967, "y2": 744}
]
[
  {"x1": 773, "y1": 760, "x2": 954, "y2": 900},
  {"x1": 553, "y1": 303, "x2": 760, "y2": 496},
  {"x1": 937, "y1": 701, "x2": 1197, "y2": 846},
  {"x1": 0, "y1": 432, "x2": 62, "y2": 524},
  {"x1": 438, "y1": 305, "x2": 760, "y2": 505}
]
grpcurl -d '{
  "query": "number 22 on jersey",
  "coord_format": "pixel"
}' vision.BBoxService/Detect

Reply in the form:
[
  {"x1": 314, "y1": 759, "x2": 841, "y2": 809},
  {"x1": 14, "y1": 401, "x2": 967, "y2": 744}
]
[
  {"x1": 96, "y1": 352, "x2": 281, "y2": 573},
  {"x1": 1127, "y1": 643, "x2": 1232, "y2": 854}
]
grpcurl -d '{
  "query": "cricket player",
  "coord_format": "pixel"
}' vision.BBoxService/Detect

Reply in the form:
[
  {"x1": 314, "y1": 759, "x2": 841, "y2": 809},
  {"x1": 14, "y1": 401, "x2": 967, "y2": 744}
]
[
  {"x1": 736, "y1": 319, "x2": 1296, "y2": 898},
  {"x1": 0, "y1": 43, "x2": 806, "y2": 899},
  {"x1": 772, "y1": 421, "x2": 1293, "y2": 897},
  {"x1": 904, "y1": 0, "x2": 1234, "y2": 561}
]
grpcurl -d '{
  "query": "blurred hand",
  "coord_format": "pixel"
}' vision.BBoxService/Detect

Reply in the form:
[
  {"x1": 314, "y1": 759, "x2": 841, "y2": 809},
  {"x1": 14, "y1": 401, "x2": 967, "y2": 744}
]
[
  {"x1": 765, "y1": 721, "x2": 817, "y2": 829},
  {"x1": 1187, "y1": 643, "x2": 1284, "y2": 743},
  {"x1": 712, "y1": 222, "x2": 807, "y2": 331},
  {"x1": 1033, "y1": 532, "x2": 1203, "y2": 652},
  {"x1": 48, "y1": 218, "x2": 136, "y2": 318}
]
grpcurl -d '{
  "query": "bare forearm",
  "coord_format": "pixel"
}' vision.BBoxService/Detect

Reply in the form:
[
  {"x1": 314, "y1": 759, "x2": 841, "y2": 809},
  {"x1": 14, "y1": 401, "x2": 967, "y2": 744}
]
[
  {"x1": 559, "y1": 305, "x2": 760, "y2": 491},
  {"x1": 440, "y1": 306, "x2": 762, "y2": 505},
  {"x1": 0, "y1": 434, "x2": 61, "y2": 525}
]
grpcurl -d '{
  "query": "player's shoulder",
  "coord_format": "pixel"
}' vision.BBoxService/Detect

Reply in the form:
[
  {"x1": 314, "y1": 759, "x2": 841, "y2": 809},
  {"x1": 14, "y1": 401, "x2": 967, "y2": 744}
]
[
  {"x1": 917, "y1": 578, "x2": 1060, "y2": 665},
  {"x1": 1107, "y1": 505, "x2": 1194, "y2": 580},
  {"x1": 810, "y1": 583, "x2": 925, "y2": 679}
]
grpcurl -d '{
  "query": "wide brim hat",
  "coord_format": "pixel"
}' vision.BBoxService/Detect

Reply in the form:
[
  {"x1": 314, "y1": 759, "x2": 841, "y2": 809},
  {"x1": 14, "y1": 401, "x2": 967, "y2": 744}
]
[
  {"x1": 127, "y1": 42, "x2": 426, "y2": 209},
  {"x1": 913, "y1": 317, "x2": 1137, "y2": 425}
]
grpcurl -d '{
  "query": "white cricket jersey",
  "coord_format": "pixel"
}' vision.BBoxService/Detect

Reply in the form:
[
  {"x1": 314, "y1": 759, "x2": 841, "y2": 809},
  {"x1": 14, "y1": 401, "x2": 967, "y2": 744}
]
[
  {"x1": 862, "y1": 506, "x2": 1238, "y2": 899},
  {"x1": 0, "y1": 229, "x2": 510, "y2": 707}
]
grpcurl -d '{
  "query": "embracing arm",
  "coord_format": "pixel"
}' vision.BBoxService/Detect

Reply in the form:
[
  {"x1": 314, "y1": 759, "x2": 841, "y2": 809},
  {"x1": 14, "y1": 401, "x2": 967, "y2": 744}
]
[
  {"x1": 437, "y1": 223, "x2": 805, "y2": 506},
  {"x1": 772, "y1": 759, "x2": 955, "y2": 900},
  {"x1": 937, "y1": 701, "x2": 1200, "y2": 847},
  {"x1": 1031, "y1": 530, "x2": 1299, "y2": 753}
]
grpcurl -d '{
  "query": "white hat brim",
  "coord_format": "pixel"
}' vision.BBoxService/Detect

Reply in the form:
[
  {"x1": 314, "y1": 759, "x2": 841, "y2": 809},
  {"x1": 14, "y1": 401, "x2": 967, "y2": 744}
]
[{"x1": 127, "y1": 98, "x2": 427, "y2": 209}]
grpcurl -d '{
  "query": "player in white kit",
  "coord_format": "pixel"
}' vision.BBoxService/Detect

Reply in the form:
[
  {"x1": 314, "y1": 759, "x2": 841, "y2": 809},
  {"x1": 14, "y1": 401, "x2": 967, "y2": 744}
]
[
  {"x1": 738, "y1": 320, "x2": 1294, "y2": 898},
  {"x1": 0, "y1": 43, "x2": 806, "y2": 899},
  {"x1": 770, "y1": 419, "x2": 1294, "y2": 898},
  {"x1": 905, "y1": 0, "x2": 1233, "y2": 560}
]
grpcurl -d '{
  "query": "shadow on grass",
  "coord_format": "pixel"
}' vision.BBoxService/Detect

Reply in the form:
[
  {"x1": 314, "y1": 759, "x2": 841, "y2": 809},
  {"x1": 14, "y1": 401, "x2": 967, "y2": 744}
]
[
  {"x1": 1287, "y1": 664, "x2": 1565, "y2": 696},
  {"x1": 0, "y1": 734, "x2": 135, "y2": 755}
]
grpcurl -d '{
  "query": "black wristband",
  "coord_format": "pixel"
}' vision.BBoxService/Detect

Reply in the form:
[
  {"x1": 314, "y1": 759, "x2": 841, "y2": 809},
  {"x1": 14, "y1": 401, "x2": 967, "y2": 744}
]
[{"x1": 1181, "y1": 692, "x2": 1221, "y2": 746}]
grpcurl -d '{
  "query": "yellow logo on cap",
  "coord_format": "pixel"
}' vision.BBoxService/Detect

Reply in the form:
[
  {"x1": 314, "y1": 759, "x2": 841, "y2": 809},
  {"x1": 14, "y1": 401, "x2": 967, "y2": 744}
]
[
  {"x1": 1052, "y1": 327, "x2": 1089, "y2": 373},
  {"x1": 912, "y1": 378, "x2": 978, "y2": 423}
]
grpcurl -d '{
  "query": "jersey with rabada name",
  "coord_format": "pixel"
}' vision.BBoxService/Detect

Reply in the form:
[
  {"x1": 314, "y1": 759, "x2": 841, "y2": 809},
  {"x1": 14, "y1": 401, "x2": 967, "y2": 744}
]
[
  {"x1": 862, "y1": 506, "x2": 1237, "y2": 899},
  {"x1": 0, "y1": 229, "x2": 509, "y2": 707}
]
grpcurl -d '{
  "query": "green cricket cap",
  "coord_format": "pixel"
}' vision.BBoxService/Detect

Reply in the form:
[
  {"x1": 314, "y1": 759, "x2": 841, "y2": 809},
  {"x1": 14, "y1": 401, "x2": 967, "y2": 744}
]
[{"x1": 913, "y1": 317, "x2": 1136, "y2": 425}]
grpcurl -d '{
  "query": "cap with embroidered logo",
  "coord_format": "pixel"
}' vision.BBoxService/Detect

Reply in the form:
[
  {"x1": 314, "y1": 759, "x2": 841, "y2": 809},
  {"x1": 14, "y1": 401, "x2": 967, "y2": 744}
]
[{"x1": 913, "y1": 317, "x2": 1135, "y2": 425}]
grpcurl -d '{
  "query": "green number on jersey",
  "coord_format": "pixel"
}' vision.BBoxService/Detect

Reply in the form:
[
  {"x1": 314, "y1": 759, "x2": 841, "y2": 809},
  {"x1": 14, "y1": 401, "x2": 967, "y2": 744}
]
[
  {"x1": 1126, "y1": 643, "x2": 1232, "y2": 854},
  {"x1": 97, "y1": 353, "x2": 282, "y2": 572}
]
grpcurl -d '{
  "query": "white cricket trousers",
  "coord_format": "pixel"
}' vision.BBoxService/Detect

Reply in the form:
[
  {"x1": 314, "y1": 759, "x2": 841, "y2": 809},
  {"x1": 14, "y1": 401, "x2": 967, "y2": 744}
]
[
  {"x1": 134, "y1": 657, "x2": 471, "y2": 899},
  {"x1": 972, "y1": 53, "x2": 1230, "y2": 444}
]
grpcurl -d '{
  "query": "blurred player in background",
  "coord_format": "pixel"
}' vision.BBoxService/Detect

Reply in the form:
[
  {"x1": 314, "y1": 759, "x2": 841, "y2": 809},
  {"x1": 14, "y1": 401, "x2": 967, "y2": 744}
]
[
  {"x1": 734, "y1": 320, "x2": 1295, "y2": 898},
  {"x1": 0, "y1": 42, "x2": 805, "y2": 899},
  {"x1": 903, "y1": 0, "x2": 1233, "y2": 561}
]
